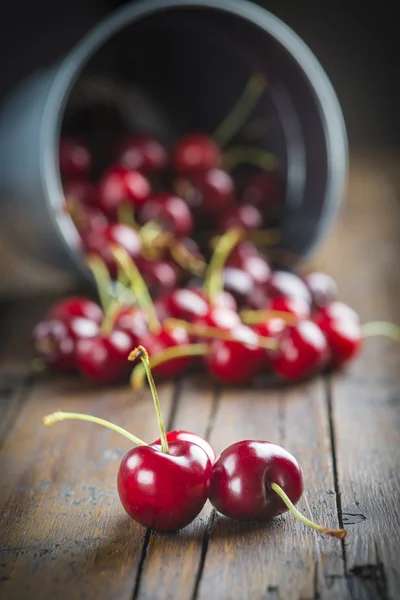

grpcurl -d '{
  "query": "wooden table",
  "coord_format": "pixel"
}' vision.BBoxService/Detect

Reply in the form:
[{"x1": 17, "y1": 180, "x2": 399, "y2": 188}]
[{"x1": 0, "y1": 153, "x2": 399, "y2": 600}]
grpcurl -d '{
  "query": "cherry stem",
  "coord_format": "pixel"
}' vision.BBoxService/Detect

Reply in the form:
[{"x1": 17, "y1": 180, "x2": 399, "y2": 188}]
[
  {"x1": 117, "y1": 204, "x2": 138, "y2": 229},
  {"x1": 214, "y1": 72, "x2": 267, "y2": 148},
  {"x1": 164, "y1": 318, "x2": 279, "y2": 350},
  {"x1": 129, "y1": 346, "x2": 169, "y2": 454},
  {"x1": 157, "y1": 234, "x2": 206, "y2": 277},
  {"x1": 112, "y1": 246, "x2": 161, "y2": 334},
  {"x1": 100, "y1": 298, "x2": 121, "y2": 336},
  {"x1": 86, "y1": 254, "x2": 112, "y2": 312},
  {"x1": 130, "y1": 343, "x2": 210, "y2": 390},
  {"x1": 246, "y1": 228, "x2": 281, "y2": 246},
  {"x1": 270, "y1": 482, "x2": 347, "y2": 539},
  {"x1": 43, "y1": 410, "x2": 147, "y2": 446},
  {"x1": 223, "y1": 146, "x2": 278, "y2": 172},
  {"x1": 240, "y1": 309, "x2": 298, "y2": 326},
  {"x1": 203, "y1": 228, "x2": 244, "y2": 302},
  {"x1": 361, "y1": 321, "x2": 400, "y2": 342}
]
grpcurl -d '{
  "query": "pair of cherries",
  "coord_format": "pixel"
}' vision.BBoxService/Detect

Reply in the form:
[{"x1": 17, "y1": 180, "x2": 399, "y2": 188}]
[{"x1": 43, "y1": 346, "x2": 345, "y2": 538}]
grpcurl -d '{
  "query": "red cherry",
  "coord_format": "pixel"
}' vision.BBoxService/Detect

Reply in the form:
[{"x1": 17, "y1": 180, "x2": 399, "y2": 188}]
[
  {"x1": 252, "y1": 317, "x2": 287, "y2": 355},
  {"x1": 48, "y1": 296, "x2": 103, "y2": 324},
  {"x1": 165, "y1": 288, "x2": 209, "y2": 322},
  {"x1": 59, "y1": 137, "x2": 92, "y2": 179},
  {"x1": 117, "y1": 439, "x2": 212, "y2": 531},
  {"x1": 222, "y1": 267, "x2": 254, "y2": 305},
  {"x1": 63, "y1": 179, "x2": 96, "y2": 206},
  {"x1": 313, "y1": 301, "x2": 362, "y2": 367},
  {"x1": 139, "y1": 258, "x2": 180, "y2": 294},
  {"x1": 267, "y1": 295, "x2": 311, "y2": 321},
  {"x1": 193, "y1": 306, "x2": 240, "y2": 332},
  {"x1": 75, "y1": 205, "x2": 109, "y2": 235},
  {"x1": 266, "y1": 271, "x2": 312, "y2": 305},
  {"x1": 83, "y1": 223, "x2": 142, "y2": 277},
  {"x1": 209, "y1": 440, "x2": 304, "y2": 520},
  {"x1": 116, "y1": 134, "x2": 168, "y2": 173},
  {"x1": 114, "y1": 307, "x2": 149, "y2": 346},
  {"x1": 303, "y1": 272, "x2": 338, "y2": 308},
  {"x1": 189, "y1": 287, "x2": 237, "y2": 312},
  {"x1": 155, "y1": 430, "x2": 216, "y2": 464},
  {"x1": 140, "y1": 326, "x2": 191, "y2": 379},
  {"x1": 75, "y1": 329, "x2": 132, "y2": 384},
  {"x1": 172, "y1": 133, "x2": 221, "y2": 174},
  {"x1": 240, "y1": 171, "x2": 283, "y2": 224},
  {"x1": 97, "y1": 166, "x2": 151, "y2": 218},
  {"x1": 218, "y1": 204, "x2": 263, "y2": 232},
  {"x1": 206, "y1": 324, "x2": 265, "y2": 384},
  {"x1": 138, "y1": 193, "x2": 193, "y2": 238},
  {"x1": 179, "y1": 169, "x2": 234, "y2": 215},
  {"x1": 270, "y1": 320, "x2": 328, "y2": 380}
]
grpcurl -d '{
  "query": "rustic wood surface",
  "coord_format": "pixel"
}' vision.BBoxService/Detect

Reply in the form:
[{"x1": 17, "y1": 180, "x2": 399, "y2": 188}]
[{"x1": 0, "y1": 153, "x2": 399, "y2": 600}]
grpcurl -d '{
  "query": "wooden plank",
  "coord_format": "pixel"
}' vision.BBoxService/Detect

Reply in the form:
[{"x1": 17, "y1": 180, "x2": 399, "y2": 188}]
[
  {"x1": 134, "y1": 376, "x2": 217, "y2": 600},
  {"x1": 0, "y1": 375, "x2": 176, "y2": 599},
  {"x1": 195, "y1": 379, "x2": 348, "y2": 600},
  {"x1": 317, "y1": 155, "x2": 400, "y2": 599}
]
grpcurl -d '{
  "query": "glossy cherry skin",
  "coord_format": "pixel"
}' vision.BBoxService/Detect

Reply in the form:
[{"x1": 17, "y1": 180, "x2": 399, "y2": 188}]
[
  {"x1": 172, "y1": 133, "x2": 221, "y2": 175},
  {"x1": 267, "y1": 295, "x2": 311, "y2": 321},
  {"x1": 117, "y1": 439, "x2": 213, "y2": 532},
  {"x1": 48, "y1": 296, "x2": 103, "y2": 324},
  {"x1": 313, "y1": 301, "x2": 362, "y2": 367},
  {"x1": 206, "y1": 325, "x2": 265, "y2": 384},
  {"x1": 114, "y1": 307, "x2": 149, "y2": 346},
  {"x1": 218, "y1": 204, "x2": 263, "y2": 233},
  {"x1": 189, "y1": 287, "x2": 237, "y2": 312},
  {"x1": 59, "y1": 137, "x2": 92, "y2": 180},
  {"x1": 240, "y1": 171, "x2": 283, "y2": 224},
  {"x1": 252, "y1": 317, "x2": 287, "y2": 365},
  {"x1": 269, "y1": 320, "x2": 328, "y2": 380},
  {"x1": 179, "y1": 168, "x2": 234, "y2": 215},
  {"x1": 193, "y1": 306, "x2": 241, "y2": 332},
  {"x1": 83, "y1": 223, "x2": 142, "y2": 277},
  {"x1": 139, "y1": 258, "x2": 180, "y2": 294},
  {"x1": 63, "y1": 179, "x2": 96, "y2": 206},
  {"x1": 140, "y1": 326, "x2": 191, "y2": 379},
  {"x1": 116, "y1": 134, "x2": 168, "y2": 173},
  {"x1": 303, "y1": 272, "x2": 338, "y2": 308},
  {"x1": 33, "y1": 316, "x2": 99, "y2": 372},
  {"x1": 165, "y1": 288, "x2": 209, "y2": 322},
  {"x1": 209, "y1": 440, "x2": 304, "y2": 520},
  {"x1": 222, "y1": 267, "x2": 254, "y2": 306},
  {"x1": 154, "y1": 430, "x2": 216, "y2": 464},
  {"x1": 138, "y1": 193, "x2": 193, "y2": 238},
  {"x1": 266, "y1": 270, "x2": 312, "y2": 305},
  {"x1": 75, "y1": 329, "x2": 132, "y2": 383},
  {"x1": 97, "y1": 166, "x2": 151, "y2": 218}
]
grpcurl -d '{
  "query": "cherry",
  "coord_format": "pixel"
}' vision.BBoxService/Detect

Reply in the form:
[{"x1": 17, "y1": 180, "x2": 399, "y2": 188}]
[
  {"x1": 33, "y1": 316, "x2": 99, "y2": 372},
  {"x1": 252, "y1": 317, "x2": 287, "y2": 354},
  {"x1": 97, "y1": 166, "x2": 151, "y2": 218},
  {"x1": 303, "y1": 272, "x2": 338, "y2": 308},
  {"x1": 164, "y1": 288, "x2": 209, "y2": 322},
  {"x1": 192, "y1": 306, "x2": 241, "y2": 332},
  {"x1": 63, "y1": 179, "x2": 96, "y2": 206},
  {"x1": 209, "y1": 440, "x2": 346, "y2": 537},
  {"x1": 139, "y1": 258, "x2": 180, "y2": 294},
  {"x1": 116, "y1": 134, "x2": 168, "y2": 173},
  {"x1": 269, "y1": 320, "x2": 328, "y2": 380},
  {"x1": 177, "y1": 168, "x2": 234, "y2": 215},
  {"x1": 75, "y1": 328, "x2": 132, "y2": 384},
  {"x1": 59, "y1": 137, "x2": 92, "y2": 180},
  {"x1": 267, "y1": 295, "x2": 310, "y2": 321},
  {"x1": 155, "y1": 430, "x2": 216, "y2": 464},
  {"x1": 118, "y1": 439, "x2": 212, "y2": 531},
  {"x1": 240, "y1": 171, "x2": 283, "y2": 224},
  {"x1": 83, "y1": 223, "x2": 142, "y2": 277},
  {"x1": 114, "y1": 306, "x2": 149, "y2": 346},
  {"x1": 47, "y1": 296, "x2": 103, "y2": 324},
  {"x1": 189, "y1": 287, "x2": 238, "y2": 312},
  {"x1": 138, "y1": 193, "x2": 193, "y2": 238},
  {"x1": 314, "y1": 301, "x2": 362, "y2": 367},
  {"x1": 266, "y1": 270, "x2": 312, "y2": 305},
  {"x1": 206, "y1": 324, "x2": 266, "y2": 384},
  {"x1": 218, "y1": 204, "x2": 263, "y2": 233},
  {"x1": 222, "y1": 267, "x2": 254, "y2": 305},
  {"x1": 139, "y1": 325, "x2": 191, "y2": 379},
  {"x1": 172, "y1": 133, "x2": 221, "y2": 175}
]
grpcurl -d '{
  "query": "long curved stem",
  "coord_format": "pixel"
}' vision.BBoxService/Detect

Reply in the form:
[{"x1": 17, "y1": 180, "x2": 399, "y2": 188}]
[
  {"x1": 271, "y1": 483, "x2": 347, "y2": 539},
  {"x1": 361, "y1": 321, "x2": 400, "y2": 342},
  {"x1": 240, "y1": 309, "x2": 298, "y2": 326},
  {"x1": 129, "y1": 346, "x2": 168, "y2": 454},
  {"x1": 203, "y1": 228, "x2": 244, "y2": 302},
  {"x1": 130, "y1": 343, "x2": 210, "y2": 390},
  {"x1": 100, "y1": 298, "x2": 121, "y2": 336},
  {"x1": 86, "y1": 254, "x2": 113, "y2": 312},
  {"x1": 43, "y1": 411, "x2": 146, "y2": 446},
  {"x1": 214, "y1": 72, "x2": 267, "y2": 148}
]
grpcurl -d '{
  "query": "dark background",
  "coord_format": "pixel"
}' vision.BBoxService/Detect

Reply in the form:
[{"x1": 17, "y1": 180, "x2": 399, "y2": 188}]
[{"x1": 0, "y1": 0, "x2": 398, "y2": 150}]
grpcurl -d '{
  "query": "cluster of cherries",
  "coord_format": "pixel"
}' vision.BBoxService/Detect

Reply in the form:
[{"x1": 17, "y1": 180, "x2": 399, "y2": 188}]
[{"x1": 43, "y1": 345, "x2": 346, "y2": 538}]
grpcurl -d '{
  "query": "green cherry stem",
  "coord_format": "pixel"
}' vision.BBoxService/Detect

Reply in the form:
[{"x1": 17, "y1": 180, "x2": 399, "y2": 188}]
[
  {"x1": 270, "y1": 483, "x2": 347, "y2": 539},
  {"x1": 130, "y1": 343, "x2": 210, "y2": 390},
  {"x1": 223, "y1": 146, "x2": 278, "y2": 172},
  {"x1": 129, "y1": 346, "x2": 169, "y2": 454},
  {"x1": 43, "y1": 411, "x2": 147, "y2": 446},
  {"x1": 117, "y1": 204, "x2": 138, "y2": 229},
  {"x1": 86, "y1": 254, "x2": 113, "y2": 312},
  {"x1": 203, "y1": 227, "x2": 244, "y2": 302},
  {"x1": 112, "y1": 245, "x2": 161, "y2": 334},
  {"x1": 240, "y1": 309, "x2": 298, "y2": 326},
  {"x1": 361, "y1": 321, "x2": 400, "y2": 342},
  {"x1": 213, "y1": 72, "x2": 267, "y2": 148},
  {"x1": 100, "y1": 298, "x2": 121, "y2": 336}
]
